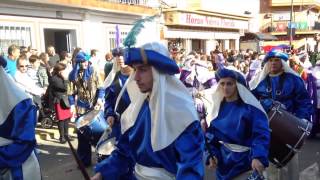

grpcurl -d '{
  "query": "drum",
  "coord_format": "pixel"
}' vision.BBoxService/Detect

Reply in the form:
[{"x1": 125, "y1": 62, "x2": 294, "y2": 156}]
[
  {"x1": 95, "y1": 122, "x2": 121, "y2": 162},
  {"x1": 268, "y1": 104, "x2": 312, "y2": 168},
  {"x1": 76, "y1": 110, "x2": 108, "y2": 146}
]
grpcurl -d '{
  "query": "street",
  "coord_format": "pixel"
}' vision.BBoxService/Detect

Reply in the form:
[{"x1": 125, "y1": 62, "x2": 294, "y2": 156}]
[{"x1": 36, "y1": 123, "x2": 320, "y2": 180}]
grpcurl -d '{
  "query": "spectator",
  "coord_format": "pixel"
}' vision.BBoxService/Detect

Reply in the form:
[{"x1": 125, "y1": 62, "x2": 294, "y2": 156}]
[
  {"x1": 104, "y1": 52, "x2": 113, "y2": 78},
  {"x1": 47, "y1": 45, "x2": 60, "y2": 68},
  {"x1": 50, "y1": 63, "x2": 72, "y2": 143},
  {"x1": 27, "y1": 55, "x2": 43, "y2": 89},
  {"x1": 14, "y1": 56, "x2": 45, "y2": 103},
  {"x1": 4, "y1": 44, "x2": 20, "y2": 77}
]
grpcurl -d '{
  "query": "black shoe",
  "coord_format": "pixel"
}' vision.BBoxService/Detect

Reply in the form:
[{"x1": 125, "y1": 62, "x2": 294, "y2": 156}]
[{"x1": 59, "y1": 137, "x2": 66, "y2": 144}]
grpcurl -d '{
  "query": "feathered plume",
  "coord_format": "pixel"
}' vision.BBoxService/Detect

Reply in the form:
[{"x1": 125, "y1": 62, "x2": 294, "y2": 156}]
[{"x1": 123, "y1": 14, "x2": 158, "y2": 48}]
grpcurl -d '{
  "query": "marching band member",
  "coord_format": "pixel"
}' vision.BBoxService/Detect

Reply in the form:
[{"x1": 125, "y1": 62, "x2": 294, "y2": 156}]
[
  {"x1": 68, "y1": 51, "x2": 105, "y2": 167},
  {"x1": 250, "y1": 50, "x2": 313, "y2": 180},
  {"x1": 0, "y1": 56, "x2": 41, "y2": 180},
  {"x1": 205, "y1": 67, "x2": 270, "y2": 180},
  {"x1": 180, "y1": 53, "x2": 217, "y2": 131},
  {"x1": 91, "y1": 41, "x2": 205, "y2": 180}
]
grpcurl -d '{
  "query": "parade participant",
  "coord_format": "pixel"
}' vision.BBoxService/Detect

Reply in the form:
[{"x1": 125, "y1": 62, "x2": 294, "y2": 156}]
[
  {"x1": 96, "y1": 47, "x2": 132, "y2": 162},
  {"x1": 68, "y1": 51, "x2": 105, "y2": 167},
  {"x1": 204, "y1": 67, "x2": 270, "y2": 180},
  {"x1": 180, "y1": 53, "x2": 217, "y2": 131},
  {"x1": 250, "y1": 50, "x2": 312, "y2": 120},
  {"x1": 250, "y1": 50, "x2": 313, "y2": 180},
  {"x1": 91, "y1": 41, "x2": 204, "y2": 180},
  {"x1": 0, "y1": 56, "x2": 41, "y2": 180},
  {"x1": 307, "y1": 61, "x2": 320, "y2": 137},
  {"x1": 104, "y1": 47, "x2": 132, "y2": 128}
]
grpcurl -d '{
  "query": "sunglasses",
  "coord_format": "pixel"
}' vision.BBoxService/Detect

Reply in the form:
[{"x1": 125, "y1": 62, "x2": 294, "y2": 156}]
[{"x1": 19, "y1": 65, "x2": 28, "y2": 68}]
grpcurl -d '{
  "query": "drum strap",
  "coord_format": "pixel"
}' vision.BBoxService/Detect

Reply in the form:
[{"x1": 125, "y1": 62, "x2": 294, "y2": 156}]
[{"x1": 266, "y1": 73, "x2": 286, "y2": 100}]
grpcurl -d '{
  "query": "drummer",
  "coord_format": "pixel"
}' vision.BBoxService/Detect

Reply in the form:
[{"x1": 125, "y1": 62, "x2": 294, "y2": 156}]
[
  {"x1": 205, "y1": 67, "x2": 270, "y2": 179},
  {"x1": 68, "y1": 51, "x2": 105, "y2": 167},
  {"x1": 249, "y1": 50, "x2": 312, "y2": 180},
  {"x1": 103, "y1": 47, "x2": 132, "y2": 133},
  {"x1": 91, "y1": 40, "x2": 205, "y2": 180}
]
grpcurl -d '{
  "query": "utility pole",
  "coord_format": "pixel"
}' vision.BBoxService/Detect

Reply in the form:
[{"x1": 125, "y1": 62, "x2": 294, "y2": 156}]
[{"x1": 289, "y1": 0, "x2": 294, "y2": 47}]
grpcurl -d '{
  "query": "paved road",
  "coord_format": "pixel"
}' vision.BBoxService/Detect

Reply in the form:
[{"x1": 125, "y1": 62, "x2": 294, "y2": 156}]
[{"x1": 36, "y1": 124, "x2": 320, "y2": 180}]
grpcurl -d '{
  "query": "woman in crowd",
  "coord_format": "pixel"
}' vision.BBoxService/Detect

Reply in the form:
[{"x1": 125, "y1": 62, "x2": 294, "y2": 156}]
[{"x1": 50, "y1": 63, "x2": 71, "y2": 143}]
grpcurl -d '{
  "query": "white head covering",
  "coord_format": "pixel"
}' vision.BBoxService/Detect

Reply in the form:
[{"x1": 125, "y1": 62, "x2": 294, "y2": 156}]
[
  {"x1": 103, "y1": 57, "x2": 120, "y2": 88},
  {"x1": 249, "y1": 59, "x2": 299, "y2": 90},
  {"x1": 203, "y1": 66, "x2": 266, "y2": 125},
  {"x1": 115, "y1": 42, "x2": 199, "y2": 151},
  {"x1": 0, "y1": 67, "x2": 29, "y2": 125}
]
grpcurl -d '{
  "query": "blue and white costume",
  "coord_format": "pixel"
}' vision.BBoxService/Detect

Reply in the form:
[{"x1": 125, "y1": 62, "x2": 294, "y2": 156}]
[
  {"x1": 249, "y1": 50, "x2": 313, "y2": 180},
  {"x1": 99, "y1": 48, "x2": 131, "y2": 157},
  {"x1": 94, "y1": 42, "x2": 204, "y2": 180},
  {"x1": 204, "y1": 67, "x2": 270, "y2": 180},
  {"x1": 180, "y1": 56, "x2": 217, "y2": 121},
  {"x1": 0, "y1": 57, "x2": 41, "y2": 180},
  {"x1": 250, "y1": 50, "x2": 312, "y2": 121}
]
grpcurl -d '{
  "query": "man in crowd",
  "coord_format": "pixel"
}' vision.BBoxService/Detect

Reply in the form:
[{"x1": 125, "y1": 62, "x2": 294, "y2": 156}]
[
  {"x1": 47, "y1": 45, "x2": 60, "y2": 69},
  {"x1": 250, "y1": 50, "x2": 313, "y2": 180},
  {"x1": 91, "y1": 41, "x2": 204, "y2": 180},
  {"x1": 4, "y1": 44, "x2": 20, "y2": 77}
]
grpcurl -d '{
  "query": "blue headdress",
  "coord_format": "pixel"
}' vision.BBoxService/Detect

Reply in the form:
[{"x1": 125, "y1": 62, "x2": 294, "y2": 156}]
[
  {"x1": 263, "y1": 50, "x2": 289, "y2": 63},
  {"x1": 123, "y1": 15, "x2": 179, "y2": 75},
  {"x1": 215, "y1": 67, "x2": 247, "y2": 86},
  {"x1": 69, "y1": 51, "x2": 93, "y2": 81}
]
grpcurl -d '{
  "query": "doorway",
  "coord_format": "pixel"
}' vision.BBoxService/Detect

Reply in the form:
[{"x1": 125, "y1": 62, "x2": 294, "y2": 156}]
[{"x1": 44, "y1": 29, "x2": 77, "y2": 55}]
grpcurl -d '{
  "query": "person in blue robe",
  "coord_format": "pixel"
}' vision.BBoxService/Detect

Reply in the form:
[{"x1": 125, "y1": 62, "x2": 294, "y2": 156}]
[
  {"x1": 68, "y1": 51, "x2": 105, "y2": 167},
  {"x1": 179, "y1": 54, "x2": 217, "y2": 131},
  {"x1": 204, "y1": 67, "x2": 270, "y2": 180},
  {"x1": 91, "y1": 41, "x2": 204, "y2": 180},
  {"x1": 0, "y1": 56, "x2": 41, "y2": 180},
  {"x1": 250, "y1": 50, "x2": 312, "y2": 121},
  {"x1": 96, "y1": 48, "x2": 132, "y2": 163},
  {"x1": 249, "y1": 50, "x2": 313, "y2": 180}
]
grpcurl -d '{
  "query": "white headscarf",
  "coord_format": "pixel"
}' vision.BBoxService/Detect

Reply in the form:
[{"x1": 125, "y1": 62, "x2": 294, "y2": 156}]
[
  {"x1": 249, "y1": 59, "x2": 299, "y2": 90},
  {"x1": 203, "y1": 66, "x2": 267, "y2": 125},
  {"x1": 115, "y1": 43, "x2": 199, "y2": 151},
  {"x1": 0, "y1": 67, "x2": 29, "y2": 125},
  {"x1": 103, "y1": 58, "x2": 120, "y2": 88}
]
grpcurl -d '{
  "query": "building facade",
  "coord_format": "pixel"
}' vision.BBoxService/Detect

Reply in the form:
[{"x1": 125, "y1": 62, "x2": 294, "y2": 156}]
[
  {"x1": 260, "y1": 0, "x2": 320, "y2": 51},
  {"x1": 0, "y1": 0, "x2": 157, "y2": 55},
  {"x1": 161, "y1": 0, "x2": 260, "y2": 54}
]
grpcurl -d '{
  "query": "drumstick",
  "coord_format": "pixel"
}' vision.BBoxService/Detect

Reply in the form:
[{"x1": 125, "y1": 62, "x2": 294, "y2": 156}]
[{"x1": 65, "y1": 135, "x2": 91, "y2": 180}]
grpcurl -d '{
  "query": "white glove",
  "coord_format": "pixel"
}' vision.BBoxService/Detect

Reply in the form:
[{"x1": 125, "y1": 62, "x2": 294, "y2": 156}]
[
  {"x1": 94, "y1": 98, "x2": 104, "y2": 110},
  {"x1": 70, "y1": 105, "x2": 76, "y2": 115}
]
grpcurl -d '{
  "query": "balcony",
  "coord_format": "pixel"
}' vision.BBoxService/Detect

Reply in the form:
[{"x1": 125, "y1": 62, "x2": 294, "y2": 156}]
[
  {"x1": 271, "y1": 0, "x2": 320, "y2": 7},
  {"x1": 15, "y1": 0, "x2": 157, "y2": 15},
  {"x1": 99, "y1": 0, "x2": 155, "y2": 7}
]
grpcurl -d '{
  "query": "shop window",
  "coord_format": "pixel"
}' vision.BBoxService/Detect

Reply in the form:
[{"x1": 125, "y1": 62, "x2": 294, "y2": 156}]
[
  {"x1": 0, "y1": 25, "x2": 32, "y2": 56},
  {"x1": 108, "y1": 31, "x2": 128, "y2": 51}
]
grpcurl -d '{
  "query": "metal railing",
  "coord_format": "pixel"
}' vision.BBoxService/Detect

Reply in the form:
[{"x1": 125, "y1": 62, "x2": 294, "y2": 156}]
[{"x1": 100, "y1": 0, "x2": 151, "y2": 7}]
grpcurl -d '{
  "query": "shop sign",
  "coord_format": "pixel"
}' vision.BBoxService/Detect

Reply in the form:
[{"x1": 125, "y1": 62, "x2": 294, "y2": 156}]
[
  {"x1": 176, "y1": 13, "x2": 248, "y2": 30},
  {"x1": 275, "y1": 21, "x2": 308, "y2": 32}
]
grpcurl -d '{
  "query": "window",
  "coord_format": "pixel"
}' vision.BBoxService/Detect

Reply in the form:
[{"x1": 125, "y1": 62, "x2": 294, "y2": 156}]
[
  {"x1": 0, "y1": 25, "x2": 32, "y2": 56},
  {"x1": 108, "y1": 31, "x2": 128, "y2": 51}
]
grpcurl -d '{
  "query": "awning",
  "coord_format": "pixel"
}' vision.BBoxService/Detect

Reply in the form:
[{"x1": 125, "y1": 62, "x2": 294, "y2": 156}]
[
  {"x1": 241, "y1": 32, "x2": 278, "y2": 41},
  {"x1": 164, "y1": 28, "x2": 240, "y2": 40}
]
